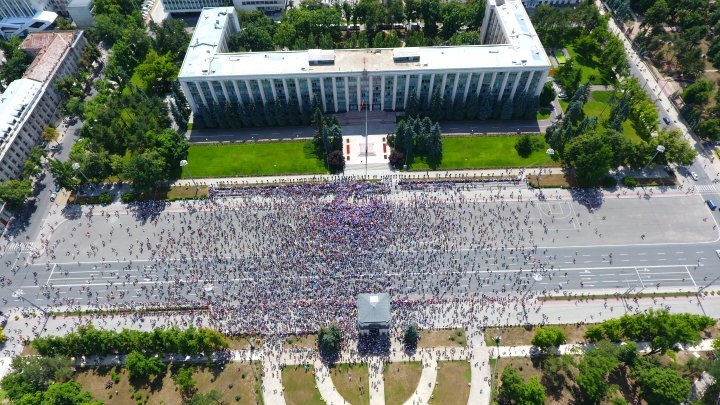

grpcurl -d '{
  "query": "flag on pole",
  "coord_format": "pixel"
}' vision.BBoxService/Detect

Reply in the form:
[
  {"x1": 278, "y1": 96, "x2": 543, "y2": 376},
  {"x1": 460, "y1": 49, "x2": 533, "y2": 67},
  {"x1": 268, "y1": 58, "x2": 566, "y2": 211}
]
[{"x1": 360, "y1": 99, "x2": 365, "y2": 111}]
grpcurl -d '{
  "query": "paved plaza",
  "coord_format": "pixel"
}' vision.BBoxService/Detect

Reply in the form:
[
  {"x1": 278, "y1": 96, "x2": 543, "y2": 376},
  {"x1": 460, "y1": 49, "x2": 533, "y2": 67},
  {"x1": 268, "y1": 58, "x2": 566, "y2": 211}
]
[{"x1": 0, "y1": 178, "x2": 716, "y2": 335}]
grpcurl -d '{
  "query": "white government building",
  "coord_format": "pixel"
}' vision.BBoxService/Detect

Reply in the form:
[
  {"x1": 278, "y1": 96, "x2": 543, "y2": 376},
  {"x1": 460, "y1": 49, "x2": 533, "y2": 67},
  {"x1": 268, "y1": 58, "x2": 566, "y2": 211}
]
[{"x1": 178, "y1": 0, "x2": 551, "y2": 116}]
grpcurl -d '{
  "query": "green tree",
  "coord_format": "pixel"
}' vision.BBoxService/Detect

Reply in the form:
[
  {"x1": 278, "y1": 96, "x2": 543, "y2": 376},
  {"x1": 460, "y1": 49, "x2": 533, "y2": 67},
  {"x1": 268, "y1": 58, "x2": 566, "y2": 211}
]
[
  {"x1": 539, "y1": 82, "x2": 556, "y2": 107},
  {"x1": 699, "y1": 119, "x2": 720, "y2": 141},
  {"x1": 0, "y1": 37, "x2": 31, "y2": 91},
  {"x1": 123, "y1": 151, "x2": 167, "y2": 192},
  {"x1": 274, "y1": 22, "x2": 297, "y2": 49},
  {"x1": 125, "y1": 350, "x2": 165, "y2": 381},
  {"x1": 403, "y1": 324, "x2": 419, "y2": 348},
  {"x1": 0, "y1": 179, "x2": 32, "y2": 209},
  {"x1": 149, "y1": 19, "x2": 190, "y2": 62},
  {"x1": 577, "y1": 340, "x2": 619, "y2": 403},
  {"x1": 564, "y1": 132, "x2": 614, "y2": 186},
  {"x1": 173, "y1": 366, "x2": 196, "y2": 395},
  {"x1": 515, "y1": 134, "x2": 534, "y2": 158},
  {"x1": 356, "y1": 0, "x2": 385, "y2": 37},
  {"x1": 230, "y1": 24, "x2": 275, "y2": 52},
  {"x1": 531, "y1": 326, "x2": 566, "y2": 353},
  {"x1": 41, "y1": 125, "x2": 60, "y2": 144},
  {"x1": 652, "y1": 129, "x2": 696, "y2": 166},
  {"x1": 41, "y1": 381, "x2": 99, "y2": 405},
  {"x1": 63, "y1": 97, "x2": 85, "y2": 117},
  {"x1": 318, "y1": 324, "x2": 342, "y2": 358},
  {"x1": 674, "y1": 38, "x2": 704, "y2": 78},
  {"x1": 79, "y1": 149, "x2": 113, "y2": 182},
  {"x1": 147, "y1": 128, "x2": 189, "y2": 178},
  {"x1": 419, "y1": 0, "x2": 441, "y2": 38},
  {"x1": 135, "y1": 51, "x2": 179, "y2": 96},
  {"x1": 541, "y1": 354, "x2": 574, "y2": 390},
  {"x1": 633, "y1": 362, "x2": 691, "y2": 405},
  {"x1": 385, "y1": 0, "x2": 405, "y2": 24},
  {"x1": 553, "y1": 61, "x2": 582, "y2": 98},
  {"x1": 682, "y1": 79, "x2": 715, "y2": 106},
  {"x1": 499, "y1": 366, "x2": 546, "y2": 405},
  {"x1": 440, "y1": 1, "x2": 468, "y2": 40},
  {"x1": 49, "y1": 159, "x2": 80, "y2": 191},
  {"x1": 107, "y1": 26, "x2": 152, "y2": 78}
]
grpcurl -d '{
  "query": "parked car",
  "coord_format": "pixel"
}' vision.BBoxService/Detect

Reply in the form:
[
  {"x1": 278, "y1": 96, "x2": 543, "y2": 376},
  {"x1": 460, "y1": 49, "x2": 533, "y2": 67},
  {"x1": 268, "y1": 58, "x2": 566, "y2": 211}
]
[
  {"x1": 49, "y1": 192, "x2": 57, "y2": 202},
  {"x1": 663, "y1": 117, "x2": 671, "y2": 125}
]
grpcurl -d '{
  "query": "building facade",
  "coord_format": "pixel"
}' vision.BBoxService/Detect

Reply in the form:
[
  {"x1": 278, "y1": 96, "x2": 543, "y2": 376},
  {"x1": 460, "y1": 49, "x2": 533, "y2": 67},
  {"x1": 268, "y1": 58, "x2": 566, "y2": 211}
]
[
  {"x1": 0, "y1": 31, "x2": 86, "y2": 181},
  {"x1": 521, "y1": 0, "x2": 580, "y2": 8},
  {"x1": 357, "y1": 293, "x2": 391, "y2": 336},
  {"x1": 179, "y1": 1, "x2": 550, "y2": 120},
  {"x1": 159, "y1": 0, "x2": 284, "y2": 14}
]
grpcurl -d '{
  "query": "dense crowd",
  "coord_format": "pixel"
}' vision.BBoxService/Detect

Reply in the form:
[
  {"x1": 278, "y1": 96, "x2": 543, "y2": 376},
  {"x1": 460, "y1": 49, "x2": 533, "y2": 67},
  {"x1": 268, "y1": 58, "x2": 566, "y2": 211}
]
[{"x1": 22, "y1": 178, "x2": 592, "y2": 344}]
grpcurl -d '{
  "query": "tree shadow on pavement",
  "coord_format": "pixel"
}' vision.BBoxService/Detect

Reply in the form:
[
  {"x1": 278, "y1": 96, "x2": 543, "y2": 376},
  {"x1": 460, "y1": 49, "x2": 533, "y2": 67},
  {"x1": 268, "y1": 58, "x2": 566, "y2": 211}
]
[{"x1": 568, "y1": 188, "x2": 604, "y2": 211}]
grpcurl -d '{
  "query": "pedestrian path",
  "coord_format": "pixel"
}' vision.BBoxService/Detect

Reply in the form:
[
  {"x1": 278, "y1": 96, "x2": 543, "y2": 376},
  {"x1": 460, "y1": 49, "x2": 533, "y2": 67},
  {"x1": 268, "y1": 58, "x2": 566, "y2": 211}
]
[
  {"x1": 403, "y1": 358, "x2": 437, "y2": 405},
  {"x1": 262, "y1": 352, "x2": 286, "y2": 405},
  {"x1": 468, "y1": 327, "x2": 492, "y2": 405},
  {"x1": 369, "y1": 356, "x2": 385, "y2": 405},
  {"x1": 314, "y1": 360, "x2": 349, "y2": 405}
]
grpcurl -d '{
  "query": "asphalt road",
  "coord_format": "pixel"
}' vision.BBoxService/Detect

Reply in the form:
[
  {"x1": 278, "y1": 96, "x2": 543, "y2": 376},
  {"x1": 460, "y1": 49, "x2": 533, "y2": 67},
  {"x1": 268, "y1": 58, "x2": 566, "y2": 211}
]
[{"x1": 2, "y1": 183, "x2": 719, "y2": 314}]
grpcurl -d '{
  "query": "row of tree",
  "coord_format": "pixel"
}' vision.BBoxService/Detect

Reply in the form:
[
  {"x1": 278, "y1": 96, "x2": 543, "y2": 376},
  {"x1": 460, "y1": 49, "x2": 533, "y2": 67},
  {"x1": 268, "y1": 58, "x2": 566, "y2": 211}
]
[
  {"x1": 406, "y1": 88, "x2": 539, "y2": 124},
  {"x1": 195, "y1": 99, "x2": 311, "y2": 130},
  {"x1": 0, "y1": 356, "x2": 101, "y2": 404},
  {"x1": 31, "y1": 325, "x2": 228, "y2": 357},
  {"x1": 508, "y1": 311, "x2": 719, "y2": 404},
  {"x1": 389, "y1": 116, "x2": 442, "y2": 169},
  {"x1": 311, "y1": 107, "x2": 345, "y2": 173},
  {"x1": 228, "y1": 0, "x2": 485, "y2": 52},
  {"x1": 584, "y1": 309, "x2": 715, "y2": 354},
  {"x1": 545, "y1": 82, "x2": 695, "y2": 186}
]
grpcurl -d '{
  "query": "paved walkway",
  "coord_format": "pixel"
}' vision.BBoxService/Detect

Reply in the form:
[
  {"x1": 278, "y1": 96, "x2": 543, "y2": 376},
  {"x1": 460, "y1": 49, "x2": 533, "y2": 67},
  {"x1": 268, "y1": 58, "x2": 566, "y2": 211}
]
[
  {"x1": 369, "y1": 356, "x2": 385, "y2": 405},
  {"x1": 404, "y1": 358, "x2": 437, "y2": 405},
  {"x1": 315, "y1": 360, "x2": 349, "y2": 405}
]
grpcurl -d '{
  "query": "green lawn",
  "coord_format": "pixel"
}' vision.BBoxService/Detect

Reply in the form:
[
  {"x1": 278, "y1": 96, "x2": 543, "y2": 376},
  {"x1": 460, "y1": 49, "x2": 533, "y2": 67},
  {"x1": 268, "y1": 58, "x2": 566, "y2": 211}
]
[
  {"x1": 184, "y1": 141, "x2": 326, "y2": 178},
  {"x1": 411, "y1": 136, "x2": 558, "y2": 170},
  {"x1": 384, "y1": 362, "x2": 422, "y2": 405},
  {"x1": 565, "y1": 45, "x2": 613, "y2": 85},
  {"x1": 554, "y1": 49, "x2": 567, "y2": 64},
  {"x1": 537, "y1": 108, "x2": 552, "y2": 120},
  {"x1": 559, "y1": 91, "x2": 642, "y2": 143},
  {"x1": 282, "y1": 365, "x2": 324, "y2": 405},
  {"x1": 330, "y1": 363, "x2": 369, "y2": 405}
]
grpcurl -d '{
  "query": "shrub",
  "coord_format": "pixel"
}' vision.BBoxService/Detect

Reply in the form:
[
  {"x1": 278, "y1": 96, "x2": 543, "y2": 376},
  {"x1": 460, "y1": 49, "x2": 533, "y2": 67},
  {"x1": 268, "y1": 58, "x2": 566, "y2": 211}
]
[
  {"x1": 600, "y1": 175, "x2": 617, "y2": 188},
  {"x1": 121, "y1": 192, "x2": 136, "y2": 203},
  {"x1": 98, "y1": 192, "x2": 112, "y2": 205},
  {"x1": 622, "y1": 176, "x2": 637, "y2": 188}
]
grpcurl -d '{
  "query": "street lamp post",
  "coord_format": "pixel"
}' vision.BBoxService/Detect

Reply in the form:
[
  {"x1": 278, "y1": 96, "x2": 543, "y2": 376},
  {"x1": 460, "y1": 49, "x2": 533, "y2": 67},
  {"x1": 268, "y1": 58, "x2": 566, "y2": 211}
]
[
  {"x1": 71, "y1": 162, "x2": 97, "y2": 194},
  {"x1": 538, "y1": 149, "x2": 555, "y2": 187},
  {"x1": 180, "y1": 160, "x2": 197, "y2": 188},
  {"x1": 642, "y1": 145, "x2": 665, "y2": 172}
]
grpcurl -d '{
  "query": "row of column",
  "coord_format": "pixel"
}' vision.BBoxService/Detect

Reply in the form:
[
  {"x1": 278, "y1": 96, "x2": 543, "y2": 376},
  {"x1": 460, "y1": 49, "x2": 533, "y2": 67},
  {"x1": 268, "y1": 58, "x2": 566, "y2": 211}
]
[{"x1": 182, "y1": 69, "x2": 547, "y2": 114}]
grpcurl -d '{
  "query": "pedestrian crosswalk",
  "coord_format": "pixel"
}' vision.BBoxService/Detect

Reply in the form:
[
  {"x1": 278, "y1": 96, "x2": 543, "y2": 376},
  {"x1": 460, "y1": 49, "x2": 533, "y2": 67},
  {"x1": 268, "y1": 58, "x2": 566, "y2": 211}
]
[
  {"x1": 695, "y1": 184, "x2": 718, "y2": 193},
  {"x1": 5, "y1": 242, "x2": 33, "y2": 252}
]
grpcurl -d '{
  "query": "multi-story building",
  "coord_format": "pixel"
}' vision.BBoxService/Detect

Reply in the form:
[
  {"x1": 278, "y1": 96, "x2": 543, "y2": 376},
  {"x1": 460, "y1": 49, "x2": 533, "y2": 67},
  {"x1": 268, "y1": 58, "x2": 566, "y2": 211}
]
[
  {"x1": 0, "y1": 0, "x2": 73, "y2": 38},
  {"x1": 159, "y1": 0, "x2": 285, "y2": 14},
  {"x1": 0, "y1": 30, "x2": 86, "y2": 181},
  {"x1": 521, "y1": 0, "x2": 580, "y2": 8},
  {"x1": 178, "y1": 0, "x2": 550, "y2": 118}
]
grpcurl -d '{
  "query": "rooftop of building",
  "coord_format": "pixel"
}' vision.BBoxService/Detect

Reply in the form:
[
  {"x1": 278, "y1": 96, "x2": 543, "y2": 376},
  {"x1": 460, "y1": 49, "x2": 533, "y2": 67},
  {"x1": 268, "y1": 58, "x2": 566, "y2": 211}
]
[
  {"x1": 21, "y1": 31, "x2": 78, "y2": 82},
  {"x1": 0, "y1": 78, "x2": 42, "y2": 151},
  {"x1": 357, "y1": 293, "x2": 391, "y2": 326},
  {"x1": 179, "y1": 0, "x2": 550, "y2": 80}
]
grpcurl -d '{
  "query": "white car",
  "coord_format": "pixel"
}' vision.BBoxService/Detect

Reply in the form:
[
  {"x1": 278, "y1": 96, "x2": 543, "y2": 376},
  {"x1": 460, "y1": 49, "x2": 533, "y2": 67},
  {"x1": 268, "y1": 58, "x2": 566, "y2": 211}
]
[
  {"x1": 49, "y1": 192, "x2": 57, "y2": 202},
  {"x1": 716, "y1": 250, "x2": 720, "y2": 259},
  {"x1": 691, "y1": 172, "x2": 699, "y2": 181}
]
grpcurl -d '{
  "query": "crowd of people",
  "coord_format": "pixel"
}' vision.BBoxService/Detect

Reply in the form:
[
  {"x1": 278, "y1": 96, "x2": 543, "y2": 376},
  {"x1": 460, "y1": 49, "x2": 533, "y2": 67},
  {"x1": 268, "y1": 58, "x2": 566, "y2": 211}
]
[{"x1": 3, "y1": 177, "x2": 705, "y2": 353}]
